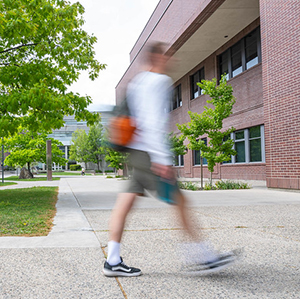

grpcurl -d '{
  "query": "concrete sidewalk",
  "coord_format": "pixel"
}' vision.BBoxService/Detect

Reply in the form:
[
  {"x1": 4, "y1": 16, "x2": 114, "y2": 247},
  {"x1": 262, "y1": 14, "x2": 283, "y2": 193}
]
[{"x1": 0, "y1": 176, "x2": 299, "y2": 298}]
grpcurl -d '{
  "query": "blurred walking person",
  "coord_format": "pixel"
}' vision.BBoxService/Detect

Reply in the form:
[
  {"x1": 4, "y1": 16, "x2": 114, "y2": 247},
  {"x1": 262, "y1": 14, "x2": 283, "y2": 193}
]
[{"x1": 103, "y1": 42, "x2": 237, "y2": 277}]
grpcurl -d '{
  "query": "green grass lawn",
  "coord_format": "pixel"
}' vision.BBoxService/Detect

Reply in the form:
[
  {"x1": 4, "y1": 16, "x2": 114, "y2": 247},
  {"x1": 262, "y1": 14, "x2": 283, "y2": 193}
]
[
  {"x1": 0, "y1": 182, "x2": 18, "y2": 187},
  {"x1": 4, "y1": 176, "x2": 60, "y2": 181},
  {"x1": 0, "y1": 187, "x2": 58, "y2": 236}
]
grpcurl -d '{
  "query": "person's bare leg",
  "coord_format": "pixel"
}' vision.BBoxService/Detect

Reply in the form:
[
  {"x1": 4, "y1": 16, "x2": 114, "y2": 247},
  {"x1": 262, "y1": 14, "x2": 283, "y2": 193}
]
[
  {"x1": 109, "y1": 192, "x2": 137, "y2": 242},
  {"x1": 104, "y1": 192, "x2": 142, "y2": 276},
  {"x1": 175, "y1": 190, "x2": 203, "y2": 241}
]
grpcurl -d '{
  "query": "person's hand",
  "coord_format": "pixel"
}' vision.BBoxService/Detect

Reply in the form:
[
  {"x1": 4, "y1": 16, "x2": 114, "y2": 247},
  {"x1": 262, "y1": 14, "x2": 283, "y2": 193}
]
[{"x1": 151, "y1": 163, "x2": 174, "y2": 180}]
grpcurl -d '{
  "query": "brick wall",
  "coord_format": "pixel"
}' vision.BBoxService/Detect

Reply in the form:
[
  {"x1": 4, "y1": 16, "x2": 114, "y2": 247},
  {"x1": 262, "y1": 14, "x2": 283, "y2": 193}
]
[
  {"x1": 116, "y1": 0, "x2": 226, "y2": 105},
  {"x1": 169, "y1": 21, "x2": 265, "y2": 181},
  {"x1": 260, "y1": 0, "x2": 300, "y2": 189}
]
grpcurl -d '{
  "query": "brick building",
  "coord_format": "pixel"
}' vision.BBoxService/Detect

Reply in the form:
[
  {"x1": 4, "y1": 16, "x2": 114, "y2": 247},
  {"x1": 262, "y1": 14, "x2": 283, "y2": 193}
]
[{"x1": 116, "y1": 0, "x2": 300, "y2": 190}]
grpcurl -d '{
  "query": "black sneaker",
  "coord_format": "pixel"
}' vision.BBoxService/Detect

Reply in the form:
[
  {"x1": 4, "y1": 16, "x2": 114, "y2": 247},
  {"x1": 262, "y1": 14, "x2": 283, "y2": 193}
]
[
  {"x1": 184, "y1": 251, "x2": 238, "y2": 276},
  {"x1": 103, "y1": 257, "x2": 142, "y2": 277}
]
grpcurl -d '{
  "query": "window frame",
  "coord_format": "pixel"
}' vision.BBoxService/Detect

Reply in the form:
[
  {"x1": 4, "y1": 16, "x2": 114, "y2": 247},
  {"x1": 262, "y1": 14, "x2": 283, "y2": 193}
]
[
  {"x1": 190, "y1": 67, "x2": 205, "y2": 100},
  {"x1": 218, "y1": 27, "x2": 261, "y2": 80},
  {"x1": 171, "y1": 84, "x2": 182, "y2": 111},
  {"x1": 193, "y1": 138, "x2": 208, "y2": 166},
  {"x1": 173, "y1": 154, "x2": 184, "y2": 167},
  {"x1": 224, "y1": 125, "x2": 265, "y2": 164}
]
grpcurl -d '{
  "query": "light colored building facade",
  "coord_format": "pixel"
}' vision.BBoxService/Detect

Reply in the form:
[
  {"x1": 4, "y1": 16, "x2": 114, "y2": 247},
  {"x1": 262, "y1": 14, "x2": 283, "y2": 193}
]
[
  {"x1": 116, "y1": 0, "x2": 300, "y2": 190},
  {"x1": 47, "y1": 105, "x2": 114, "y2": 170}
]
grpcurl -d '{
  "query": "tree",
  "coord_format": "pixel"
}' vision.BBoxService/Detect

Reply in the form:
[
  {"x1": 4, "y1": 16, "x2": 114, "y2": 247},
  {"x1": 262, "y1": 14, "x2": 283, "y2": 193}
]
[
  {"x1": 168, "y1": 132, "x2": 187, "y2": 163},
  {"x1": 104, "y1": 149, "x2": 129, "y2": 174},
  {"x1": 0, "y1": 0, "x2": 106, "y2": 137},
  {"x1": 2, "y1": 129, "x2": 67, "y2": 176},
  {"x1": 177, "y1": 75, "x2": 236, "y2": 184},
  {"x1": 86, "y1": 121, "x2": 104, "y2": 171},
  {"x1": 69, "y1": 129, "x2": 89, "y2": 168}
]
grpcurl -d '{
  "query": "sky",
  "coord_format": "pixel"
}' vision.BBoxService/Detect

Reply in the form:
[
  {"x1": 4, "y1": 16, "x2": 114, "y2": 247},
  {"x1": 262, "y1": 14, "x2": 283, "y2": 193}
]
[{"x1": 68, "y1": 0, "x2": 160, "y2": 110}]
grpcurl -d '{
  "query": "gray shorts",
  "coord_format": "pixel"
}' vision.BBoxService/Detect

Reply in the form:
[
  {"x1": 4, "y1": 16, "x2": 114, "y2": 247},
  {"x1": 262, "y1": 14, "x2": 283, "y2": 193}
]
[
  {"x1": 125, "y1": 149, "x2": 157, "y2": 194},
  {"x1": 125, "y1": 149, "x2": 180, "y2": 204}
]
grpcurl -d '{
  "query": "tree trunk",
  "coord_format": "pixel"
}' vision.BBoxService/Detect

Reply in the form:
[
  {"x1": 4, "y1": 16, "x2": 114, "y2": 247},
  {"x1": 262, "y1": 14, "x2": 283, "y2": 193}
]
[
  {"x1": 27, "y1": 162, "x2": 34, "y2": 178},
  {"x1": 19, "y1": 167, "x2": 33, "y2": 179},
  {"x1": 123, "y1": 163, "x2": 128, "y2": 177}
]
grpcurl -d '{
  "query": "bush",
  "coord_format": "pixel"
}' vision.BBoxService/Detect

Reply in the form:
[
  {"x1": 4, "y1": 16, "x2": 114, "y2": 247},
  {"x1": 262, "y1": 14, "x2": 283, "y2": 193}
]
[
  {"x1": 106, "y1": 175, "x2": 113, "y2": 178},
  {"x1": 69, "y1": 164, "x2": 81, "y2": 171},
  {"x1": 204, "y1": 183, "x2": 216, "y2": 190},
  {"x1": 215, "y1": 180, "x2": 251, "y2": 189},
  {"x1": 178, "y1": 181, "x2": 200, "y2": 191}
]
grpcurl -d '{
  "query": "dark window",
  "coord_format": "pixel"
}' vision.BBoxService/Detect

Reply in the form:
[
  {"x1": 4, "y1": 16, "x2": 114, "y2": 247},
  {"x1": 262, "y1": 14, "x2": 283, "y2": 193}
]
[
  {"x1": 190, "y1": 68, "x2": 205, "y2": 100},
  {"x1": 231, "y1": 41, "x2": 243, "y2": 77},
  {"x1": 235, "y1": 130, "x2": 246, "y2": 163},
  {"x1": 174, "y1": 155, "x2": 184, "y2": 167},
  {"x1": 193, "y1": 138, "x2": 207, "y2": 165},
  {"x1": 245, "y1": 29, "x2": 259, "y2": 70},
  {"x1": 219, "y1": 50, "x2": 229, "y2": 80},
  {"x1": 249, "y1": 126, "x2": 262, "y2": 162},
  {"x1": 224, "y1": 125, "x2": 264, "y2": 164},
  {"x1": 218, "y1": 27, "x2": 261, "y2": 80},
  {"x1": 171, "y1": 84, "x2": 182, "y2": 110}
]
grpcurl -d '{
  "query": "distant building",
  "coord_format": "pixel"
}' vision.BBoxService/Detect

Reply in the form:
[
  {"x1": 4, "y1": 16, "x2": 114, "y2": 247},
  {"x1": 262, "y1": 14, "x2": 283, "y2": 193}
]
[
  {"x1": 47, "y1": 105, "x2": 114, "y2": 170},
  {"x1": 116, "y1": 0, "x2": 300, "y2": 190}
]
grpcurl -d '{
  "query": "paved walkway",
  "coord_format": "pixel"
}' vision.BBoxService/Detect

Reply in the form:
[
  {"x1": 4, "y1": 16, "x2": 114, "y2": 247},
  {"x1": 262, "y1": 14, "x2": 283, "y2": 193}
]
[{"x1": 0, "y1": 176, "x2": 300, "y2": 298}]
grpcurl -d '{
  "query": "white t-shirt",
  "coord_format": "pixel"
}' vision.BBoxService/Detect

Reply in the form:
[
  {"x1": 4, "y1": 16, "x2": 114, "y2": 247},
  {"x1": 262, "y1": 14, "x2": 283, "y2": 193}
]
[{"x1": 126, "y1": 71, "x2": 173, "y2": 166}]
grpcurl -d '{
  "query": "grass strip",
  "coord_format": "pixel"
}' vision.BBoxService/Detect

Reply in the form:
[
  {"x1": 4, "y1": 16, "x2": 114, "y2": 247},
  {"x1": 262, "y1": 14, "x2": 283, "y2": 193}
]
[
  {"x1": 0, "y1": 182, "x2": 17, "y2": 187},
  {"x1": 0, "y1": 186, "x2": 58, "y2": 236},
  {"x1": 4, "y1": 176, "x2": 60, "y2": 181}
]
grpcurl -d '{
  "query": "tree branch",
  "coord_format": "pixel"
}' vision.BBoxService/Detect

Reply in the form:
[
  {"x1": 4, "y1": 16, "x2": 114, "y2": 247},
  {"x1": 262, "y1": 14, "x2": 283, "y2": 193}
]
[{"x1": 0, "y1": 43, "x2": 38, "y2": 54}]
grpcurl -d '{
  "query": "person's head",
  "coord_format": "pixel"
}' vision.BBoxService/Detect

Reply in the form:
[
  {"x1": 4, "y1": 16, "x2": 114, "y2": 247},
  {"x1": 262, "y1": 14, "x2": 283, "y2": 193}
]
[{"x1": 146, "y1": 42, "x2": 171, "y2": 73}]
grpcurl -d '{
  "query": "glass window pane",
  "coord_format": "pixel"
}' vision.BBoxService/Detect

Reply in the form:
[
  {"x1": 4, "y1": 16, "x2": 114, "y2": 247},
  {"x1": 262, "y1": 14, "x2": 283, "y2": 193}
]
[
  {"x1": 246, "y1": 57, "x2": 258, "y2": 69},
  {"x1": 219, "y1": 50, "x2": 228, "y2": 65},
  {"x1": 245, "y1": 30, "x2": 257, "y2": 48},
  {"x1": 194, "y1": 150, "x2": 200, "y2": 165},
  {"x1": 199, "y1": 68, "x2": 205, "y2": 95},
  {"x1": 172, "y1": 89, "x2": 177, "y2": 110},
  {"x1": 201, "y1": 138, "x2": 207, "y2": 164},
  {"x1": 220, "y1": 62, "x2": 229, "y2": 78},
  {"x1": 249, "y1": 126, "x2": 261, "y2": 138},
  {"x1": 235, "y1": 131, "x2": 244, "y2": 140},
  {"x1": 180, "y1": 155, "x2": 184, "y2": 166},
  {"x1": 178, "y1": 85, "x2": 182, "y2": 107},
  {"x1": 250, "y1": 139, "x2": 262, "y2": 162},
  {"x1": 191, "y1": 72, "x2": 199, "y2": 99},
  {"x1": 231, "y1": 41, "x2": 242, "y2": 77},
  {"x1": 246, "y1": 43, "x2": 258, "y2": 70},
  {"x1": 174, "y1": 156, "x2": 179, "y2": 166},
  {"x1": 236, "y1": 141, "x2": 245, "y2": 162},
  {"x1": 232, "y1": 65, "x2": 242, "y2": 77}
]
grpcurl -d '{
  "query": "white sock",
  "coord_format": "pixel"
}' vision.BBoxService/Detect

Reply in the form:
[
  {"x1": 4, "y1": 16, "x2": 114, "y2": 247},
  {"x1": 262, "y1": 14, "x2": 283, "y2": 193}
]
[{"x1": 107, "y1": 241, "x2": 121, "y2": 265}]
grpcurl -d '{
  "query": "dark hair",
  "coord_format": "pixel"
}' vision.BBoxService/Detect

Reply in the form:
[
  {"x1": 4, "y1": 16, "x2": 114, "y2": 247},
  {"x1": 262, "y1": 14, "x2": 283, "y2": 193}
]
[{"x1": 147, "y1": 42, "x2": 166, "y2": 55}]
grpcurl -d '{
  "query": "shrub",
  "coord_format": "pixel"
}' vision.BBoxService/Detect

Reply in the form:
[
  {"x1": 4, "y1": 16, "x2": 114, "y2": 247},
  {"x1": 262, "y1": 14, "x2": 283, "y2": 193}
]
[
  {"x1": 204, "y1": 183, "x2": 216, "y2": 190},
  {"x1": 70, "y1": 164, "x2": 81, "y2": 171},
  {"x1": 214, "y1": 180, "x2": 251, "y2": 190},
  {"x1": 178, "y1": 181, "x2": 200, "y2": 191},
  {"x1": 106, "y1": 175, "x2": 113, "y2": 179}
]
